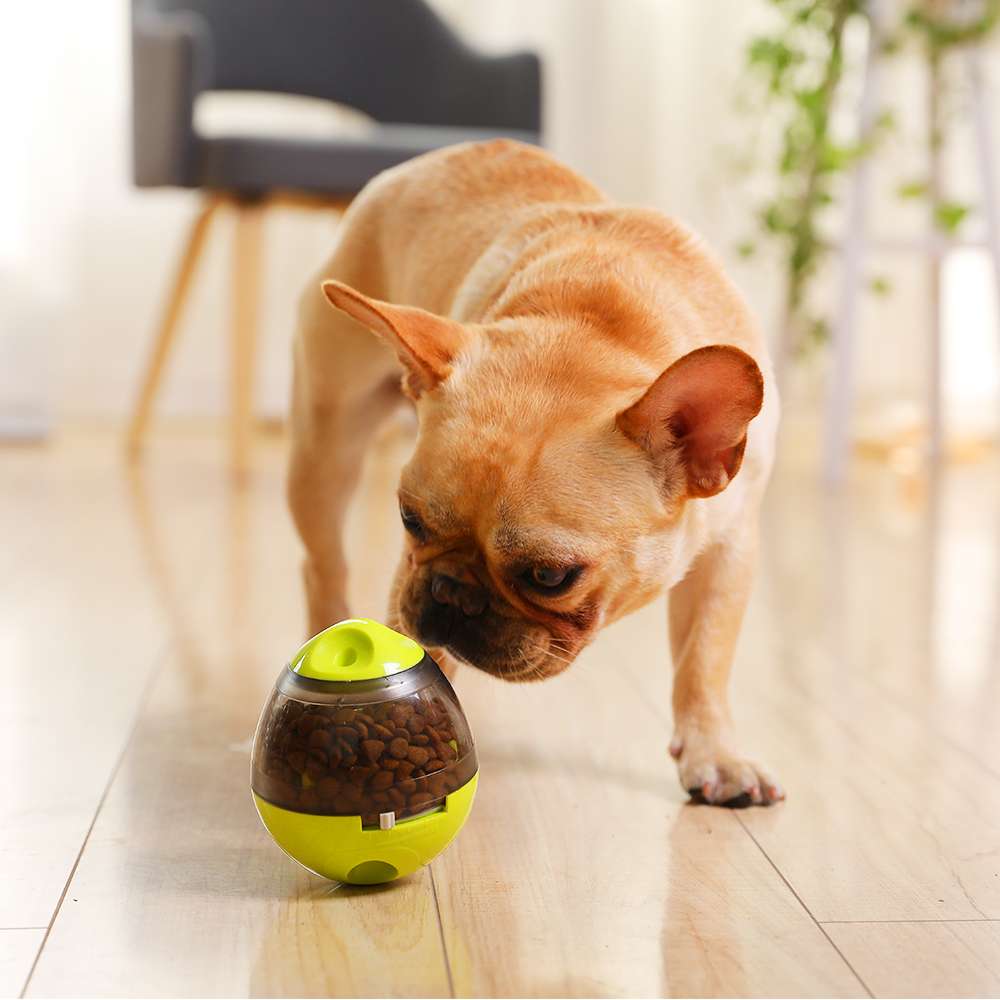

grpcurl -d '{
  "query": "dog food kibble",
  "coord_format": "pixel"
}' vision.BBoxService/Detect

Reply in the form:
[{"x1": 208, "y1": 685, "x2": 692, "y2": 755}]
[{"x1": 252, "y1": 689, "x2": 476, "y2": 825}]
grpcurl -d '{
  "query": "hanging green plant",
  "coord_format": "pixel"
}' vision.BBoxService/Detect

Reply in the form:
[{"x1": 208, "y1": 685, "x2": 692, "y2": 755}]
[{"x1": 737, "y1": 0, "x2": 999, "y2": 356}]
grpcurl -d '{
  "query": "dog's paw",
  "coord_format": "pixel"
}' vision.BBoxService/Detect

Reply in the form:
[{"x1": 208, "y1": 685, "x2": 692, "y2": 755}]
[{"x1": 669, "y1": 729, "x2": 784, "y2": 808}]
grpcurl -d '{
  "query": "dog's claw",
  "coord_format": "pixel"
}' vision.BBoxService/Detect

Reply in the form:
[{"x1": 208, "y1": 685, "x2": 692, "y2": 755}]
[{"x1": 673, "y1": 730, "x2": 783, "y2": 808}]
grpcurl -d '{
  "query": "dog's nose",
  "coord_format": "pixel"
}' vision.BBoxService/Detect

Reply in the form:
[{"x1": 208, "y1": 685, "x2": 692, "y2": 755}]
[{"x1": 430, "y1": 572, "x2": 487, "y2": 618}]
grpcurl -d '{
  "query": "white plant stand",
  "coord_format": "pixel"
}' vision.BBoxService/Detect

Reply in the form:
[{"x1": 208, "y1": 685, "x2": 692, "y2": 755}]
[{"x1": 824, "y1": 0, "x2": 1000, "y2": 482}]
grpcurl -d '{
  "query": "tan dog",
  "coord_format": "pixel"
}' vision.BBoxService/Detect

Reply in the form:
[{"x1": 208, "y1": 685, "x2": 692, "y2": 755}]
[{"x1": 288, "y1": 140, "x2": 782, "y2": 807}]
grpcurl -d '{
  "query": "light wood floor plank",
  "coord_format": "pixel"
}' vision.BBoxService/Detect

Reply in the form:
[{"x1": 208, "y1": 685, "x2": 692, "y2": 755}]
[
  {"x1": 759, "y1": 458, "x2": 1000, "y2": 783},
  {"x1": 0, "y1": 435, "x2": 227, "y2": 928},
  {"x1": 11, "y1": 427, "x2": 1000, "y2": 996},
  {"x1": 26, "y1": 427, "x2": 453, "y2": 998},
  {"x1": 0, "y1": 929, "x2": 45, "y2": 998},
  {"x1": 434, "y1": 620, "x2": 865, "y2": 998},
  {"x1": 825, "y1": 921, "x2": 1000, "y2": 998}
]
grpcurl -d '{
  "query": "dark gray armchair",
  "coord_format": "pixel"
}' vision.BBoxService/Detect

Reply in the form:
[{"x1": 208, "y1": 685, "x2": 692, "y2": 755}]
[{"x1": 126, "y1": 0, "x2": 542, "y2": 471}]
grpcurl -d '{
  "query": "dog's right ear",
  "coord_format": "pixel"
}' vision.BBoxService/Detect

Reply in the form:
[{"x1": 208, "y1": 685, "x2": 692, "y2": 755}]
[
  {"x1": 321, "y1": 280, "x2": 473, "y2": 396},
  {"x1": 616, "y1": 345, "x2": 764, "y2": 499}
]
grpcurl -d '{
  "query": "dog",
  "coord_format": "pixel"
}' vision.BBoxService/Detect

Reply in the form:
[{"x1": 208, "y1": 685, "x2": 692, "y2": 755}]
[{"x1": 288, "y1": 140, "x2": 782, "y2": 807}]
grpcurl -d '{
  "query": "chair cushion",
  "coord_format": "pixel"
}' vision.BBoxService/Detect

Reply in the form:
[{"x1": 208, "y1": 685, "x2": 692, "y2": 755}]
[{"x1": 196, "y1": 123, "x2": 540, "y2": 197}]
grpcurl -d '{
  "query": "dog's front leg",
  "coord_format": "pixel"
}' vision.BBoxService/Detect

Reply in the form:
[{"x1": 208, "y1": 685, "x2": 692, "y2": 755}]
[{"x1": 667, "y1": 524, "x2": 784, "y2": 806}]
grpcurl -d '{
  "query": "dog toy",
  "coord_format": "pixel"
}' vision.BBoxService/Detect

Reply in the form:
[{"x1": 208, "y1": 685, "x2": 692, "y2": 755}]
[{"x1": 251, "y1": 618, "x2": 478, "y2": 884}]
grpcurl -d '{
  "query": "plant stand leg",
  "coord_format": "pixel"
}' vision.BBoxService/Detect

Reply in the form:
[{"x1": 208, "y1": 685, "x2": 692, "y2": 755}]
[
  {"x1": 825, "y1": 9, "x2": 881, "y2": 484},
  {"x1": 966, "y1": 44, "x2": 1000, "y2": 441},
  {"x1": 928, "y1": 51, "x2": 945, "y2": 470}
]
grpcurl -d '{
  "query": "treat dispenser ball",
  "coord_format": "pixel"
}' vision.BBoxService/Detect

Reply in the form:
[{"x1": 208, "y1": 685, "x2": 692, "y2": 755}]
[{"x1": 251, "y1": 619, "x2": 478, "y2": 885}]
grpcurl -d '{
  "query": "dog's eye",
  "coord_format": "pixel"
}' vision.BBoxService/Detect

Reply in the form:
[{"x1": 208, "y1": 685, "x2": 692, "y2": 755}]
[
  {"x1": 399, "y1": 504, "x2": 427, "y2": 540},
  {"x1": 522, "y1": 565, "x2": 581, "y2": 593}
]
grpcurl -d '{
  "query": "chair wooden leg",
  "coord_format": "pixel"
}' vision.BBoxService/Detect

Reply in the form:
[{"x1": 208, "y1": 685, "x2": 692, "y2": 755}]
[
  {"x1": 125, "y1": 197, "x2": 221, "y2": 457},
  {"x1": 230, "y1": 201, "x2": 264, "y2": 479}
]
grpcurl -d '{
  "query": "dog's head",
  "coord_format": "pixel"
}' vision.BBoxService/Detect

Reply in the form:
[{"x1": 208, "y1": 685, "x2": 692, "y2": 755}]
[{"x1": 322, "y1": 280, "x2": 763, "y2": 681}]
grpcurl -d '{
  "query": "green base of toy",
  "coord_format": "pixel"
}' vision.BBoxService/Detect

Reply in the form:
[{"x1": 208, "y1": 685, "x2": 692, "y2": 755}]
[{"x1": 253, "y1": 772, "x2": 478, "y2": 885}]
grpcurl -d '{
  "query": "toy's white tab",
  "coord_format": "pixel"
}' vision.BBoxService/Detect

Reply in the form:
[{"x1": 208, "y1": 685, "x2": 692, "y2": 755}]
[{"x1": 379, "y1": 811, "x2": 396, "y2": 830}]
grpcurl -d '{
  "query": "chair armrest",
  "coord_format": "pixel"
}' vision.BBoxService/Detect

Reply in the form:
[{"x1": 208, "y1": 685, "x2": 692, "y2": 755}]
[{"x1": 131, "y1": 8, "x2": 212, "y2": 187}]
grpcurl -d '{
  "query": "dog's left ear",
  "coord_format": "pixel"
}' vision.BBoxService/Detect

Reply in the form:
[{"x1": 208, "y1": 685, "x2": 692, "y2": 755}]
[
  {"x1": 617, "y1": 345, "x2": 764, "y2": 499},
  {"x1": 321, "y1": 280, "x2": 472, "y2": 396}
]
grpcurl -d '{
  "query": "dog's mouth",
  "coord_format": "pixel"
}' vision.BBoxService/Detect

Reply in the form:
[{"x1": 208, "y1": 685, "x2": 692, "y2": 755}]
[
  {"x1": 397, "y1": 600, "x2": 574, "y2": 682},
  {"x1": 442, "y1": 642, "x2": 562, "y2": 683}
]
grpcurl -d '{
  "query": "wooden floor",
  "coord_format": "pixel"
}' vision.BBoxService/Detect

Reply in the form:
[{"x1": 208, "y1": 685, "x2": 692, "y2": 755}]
[{"x1": 2, "y1": 422, "x2": 1000, "y2": 998}]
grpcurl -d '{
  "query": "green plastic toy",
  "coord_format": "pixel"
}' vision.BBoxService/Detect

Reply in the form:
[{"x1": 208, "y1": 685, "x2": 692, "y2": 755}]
[{"x1": 251, "y1": 619, "x2": 478, "y2": 885}]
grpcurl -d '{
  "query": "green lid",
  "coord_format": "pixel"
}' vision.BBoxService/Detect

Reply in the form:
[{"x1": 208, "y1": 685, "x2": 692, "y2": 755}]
[{"x1": 289, "y1": 619, "x2": 425, "y2": 682}]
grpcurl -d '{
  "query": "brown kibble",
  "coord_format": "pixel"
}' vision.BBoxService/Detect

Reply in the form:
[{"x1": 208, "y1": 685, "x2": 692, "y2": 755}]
[
  {"x1": 396, "y1": 761, "x2": 415, "y2": 779},
  {"x1": 390, "y1": 703, "x2": 414, "y2": 726},
  {"x1": 317, "y1": 776, "x2": 341, "y2": 800},
  {"x1": 409, "y1": 792, "x2": 434, "y2": 811},
  {"x1": 425, "y1": 758, "x2": 444, "y2": 772},
  {"x1": 360, "y1": 739, "x2": 385, "y2": 763},
  {"x1": 399, "y1": 778, "x2": 417, "y2": 795},
  {"x1": 413, "y1": 733, "x2": 431, "y2": 746},
  {"x1": 406, "y1": 713, "x2": 426, "y2": 735},
  {"x1": 357, "y1": 712, "x2": 376, "y2": 727},
  {"x1": 335, "y1": 725, "x2": 359, "y2": 747},
  {"x1": 333, "y1": 707, "x2": 354, "y2": 724},
  {"x1": 371, "y1": 769, "x2": 394, "y2": 791},
  {"x1": 389, "y1": 737, "x2": 409, "y2": 759},
  {"x1": 295, "y1": 713, "x2": 325, "y2": 736},
  {"x1": 361, "y1": 812, "x2": 378, "y2": 827},
  {"x1": 299, "y1": 787, "x2": 319, "y2": 809},
  {"x1": 340, "y1": 783, "x2": 363, "y2": 806},
  {"x1": 427, "y1": 775, "x2": 447, "y2": 798},
  {"x1": 372, "y1": 723, "x2": 394, "y2": 741},
  {"x1": 348, "y1": 765, "x2": 376, "y2": 787},
  {"x1": 439, "y1": 741, "x2": 457, "y2": 760},
  {"x1": 308, "y1": 729, "x2": 333, "y2": 751},
  {"x1": 352, "y1": 720, "x2": 369, "y2": 739},
  {"x1": 287, "y1": 750, "x2": 307, "y2": 774},
  {"x1": 407, "y1": 746, "x2": 430, "y2": 767},
  {"x1": 387, "y1": 787, "x2": 406, "y2": 809}
]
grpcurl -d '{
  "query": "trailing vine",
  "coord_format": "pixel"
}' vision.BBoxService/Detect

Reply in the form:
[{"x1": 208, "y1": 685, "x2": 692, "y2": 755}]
[{"x1": 738, "y1": 0, "x2": 1000, "y2": 355}]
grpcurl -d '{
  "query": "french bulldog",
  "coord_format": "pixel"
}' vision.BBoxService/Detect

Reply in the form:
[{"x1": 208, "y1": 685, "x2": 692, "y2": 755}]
[{"x1": 288, "y1": 140, "x2": 782, "y2": 806}]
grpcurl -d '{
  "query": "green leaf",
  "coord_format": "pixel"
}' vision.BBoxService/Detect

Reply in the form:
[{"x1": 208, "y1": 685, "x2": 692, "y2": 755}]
[
  {"x1": 817, "y1": 141, "x2": 863, "y2": 173},
  {"x1": 934, "y1": 201, "x2": 972, "y2": 233},
  {"x1": 897, "y1": 180, "x2": 928, "y2": 199},
  {"x1": 874, "y1": 108, "x2": 897, "y2": 132},
  {"x1": 807, "y1": 317, "x2": 830, "y2": 346},
  {"x1": 869, "y1": 275, "x2": 892, "y2": 295}
]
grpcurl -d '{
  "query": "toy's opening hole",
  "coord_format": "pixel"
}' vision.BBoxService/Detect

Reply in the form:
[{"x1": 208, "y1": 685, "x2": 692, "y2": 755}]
[
  {"x1": 335, "y1": 646, "x2": 358, "y2": 667},
  {"x1": 347, "y1": 860, "x2": 398, "y2": 884}
]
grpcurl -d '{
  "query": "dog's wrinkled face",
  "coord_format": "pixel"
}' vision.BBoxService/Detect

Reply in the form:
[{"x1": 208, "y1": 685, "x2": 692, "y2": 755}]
[
  {"x1": 321, "y1": 281, "x2": 763, "y2": 681},
  {"x1": 393, "y1": 396, "x2": 664, "y2": 680}
]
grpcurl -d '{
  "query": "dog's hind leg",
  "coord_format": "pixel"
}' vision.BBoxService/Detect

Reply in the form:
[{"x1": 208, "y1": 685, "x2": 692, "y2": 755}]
[{"x1": 287, "y1": 270, "x2": 401, "y2": 639}]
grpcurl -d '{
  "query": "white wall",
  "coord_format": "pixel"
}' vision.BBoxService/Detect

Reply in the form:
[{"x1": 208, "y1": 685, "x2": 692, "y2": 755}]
[{"x1": 1, "y1": 0, "x2": 997, "y2": 438}]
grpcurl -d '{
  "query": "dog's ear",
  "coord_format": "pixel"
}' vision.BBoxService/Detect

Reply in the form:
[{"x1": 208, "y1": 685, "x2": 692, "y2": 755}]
[
  {"x1": 321, "y1": 280, "x2": 472, "y2": 396},
  {"x1": 616, "y1": 345, "x2": 764, "y2": 499}
]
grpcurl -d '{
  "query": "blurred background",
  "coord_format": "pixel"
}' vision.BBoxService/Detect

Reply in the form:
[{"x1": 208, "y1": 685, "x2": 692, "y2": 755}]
[{"x1": 3, "y1": 0, "x2": 999, "y2": 478}]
